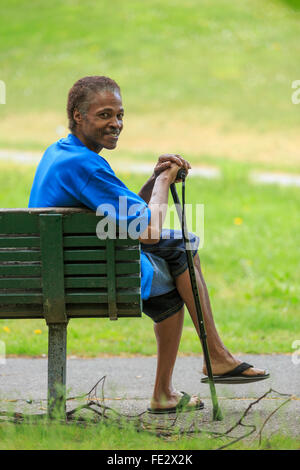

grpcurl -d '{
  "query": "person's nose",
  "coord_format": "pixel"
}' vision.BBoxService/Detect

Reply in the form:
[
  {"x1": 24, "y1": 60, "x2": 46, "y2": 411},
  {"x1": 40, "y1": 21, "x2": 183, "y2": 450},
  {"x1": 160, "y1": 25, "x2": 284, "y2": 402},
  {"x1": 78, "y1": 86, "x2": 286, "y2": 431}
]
[{"x1": 109, "y1": 115, "x2": 122, "y2": 129}]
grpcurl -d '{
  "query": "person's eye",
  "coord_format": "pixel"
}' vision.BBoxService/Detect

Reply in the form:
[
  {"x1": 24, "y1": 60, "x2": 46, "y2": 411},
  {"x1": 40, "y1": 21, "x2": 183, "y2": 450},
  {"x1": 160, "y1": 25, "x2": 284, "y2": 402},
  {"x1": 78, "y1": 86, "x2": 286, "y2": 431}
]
[{"x1": 98, "y1": 113, "x2": 109, "y2": 119}]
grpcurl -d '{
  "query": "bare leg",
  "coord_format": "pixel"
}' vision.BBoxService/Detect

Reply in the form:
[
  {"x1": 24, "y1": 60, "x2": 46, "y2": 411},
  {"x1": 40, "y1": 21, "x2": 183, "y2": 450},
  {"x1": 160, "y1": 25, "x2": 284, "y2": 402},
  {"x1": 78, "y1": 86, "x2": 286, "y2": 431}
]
[
  {"x1": 175, "y1": 253, "x2": 266, "y2": 377},
  {"x1": 150, "y1": 307, "x2": 203, "y2": 410}
]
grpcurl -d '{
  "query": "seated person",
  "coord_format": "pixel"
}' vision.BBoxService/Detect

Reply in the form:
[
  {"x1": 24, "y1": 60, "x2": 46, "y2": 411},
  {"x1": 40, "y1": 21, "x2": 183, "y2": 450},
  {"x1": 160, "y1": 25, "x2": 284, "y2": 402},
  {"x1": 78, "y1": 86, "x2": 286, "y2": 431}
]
[{"x1": 29, "y1": 76, "x2": 269, "y2": 414}]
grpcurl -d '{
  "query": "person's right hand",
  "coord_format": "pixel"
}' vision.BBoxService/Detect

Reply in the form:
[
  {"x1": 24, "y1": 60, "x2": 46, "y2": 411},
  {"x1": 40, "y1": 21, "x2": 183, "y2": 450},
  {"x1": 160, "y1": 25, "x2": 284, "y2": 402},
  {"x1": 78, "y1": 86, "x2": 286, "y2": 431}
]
[
  {"x1": 153, "y1": 154, "x2": 191, "y2": 180},
  {"x1": 157, "y1": 161, "x2": 182, "y2": 184}
]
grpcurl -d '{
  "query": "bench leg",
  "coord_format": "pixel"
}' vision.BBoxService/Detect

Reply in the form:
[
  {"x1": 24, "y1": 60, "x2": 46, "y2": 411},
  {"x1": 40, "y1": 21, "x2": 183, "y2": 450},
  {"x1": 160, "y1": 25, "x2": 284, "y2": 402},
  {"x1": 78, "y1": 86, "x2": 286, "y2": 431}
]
[{"x1": 47, "y1": 323, "x2": 67, "y2": 419}]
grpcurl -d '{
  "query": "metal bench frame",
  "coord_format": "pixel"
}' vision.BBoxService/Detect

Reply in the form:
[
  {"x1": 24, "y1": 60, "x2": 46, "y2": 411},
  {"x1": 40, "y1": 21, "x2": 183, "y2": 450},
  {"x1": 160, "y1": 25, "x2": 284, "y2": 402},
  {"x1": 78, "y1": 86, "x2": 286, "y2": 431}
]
[{"x1": 0, "y1": 208, "x2": 142, "y2": 417}]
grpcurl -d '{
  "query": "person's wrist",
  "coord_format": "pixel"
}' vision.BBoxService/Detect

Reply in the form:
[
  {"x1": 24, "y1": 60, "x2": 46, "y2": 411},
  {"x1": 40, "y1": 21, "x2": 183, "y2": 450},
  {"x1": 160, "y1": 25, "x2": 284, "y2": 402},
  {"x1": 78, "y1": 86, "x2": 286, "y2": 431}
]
[{"x1": 156, "y1": 171, "x2": 172, "y2": 182}]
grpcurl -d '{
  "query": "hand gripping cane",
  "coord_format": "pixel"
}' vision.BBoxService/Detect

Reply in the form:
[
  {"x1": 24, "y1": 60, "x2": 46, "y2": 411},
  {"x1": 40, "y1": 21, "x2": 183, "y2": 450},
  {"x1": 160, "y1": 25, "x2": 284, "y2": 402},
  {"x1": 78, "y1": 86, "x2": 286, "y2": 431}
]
[{"x1": 170, "y1": 168, "x2": 223, "y2": 421}]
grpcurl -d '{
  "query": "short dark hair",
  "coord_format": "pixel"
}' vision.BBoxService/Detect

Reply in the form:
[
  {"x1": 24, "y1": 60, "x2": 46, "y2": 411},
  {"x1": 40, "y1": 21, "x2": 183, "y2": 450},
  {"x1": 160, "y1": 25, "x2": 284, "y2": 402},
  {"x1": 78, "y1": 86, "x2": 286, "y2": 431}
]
[{"x1": 67, "y1": 76, "x2": 121, "y2": 133}]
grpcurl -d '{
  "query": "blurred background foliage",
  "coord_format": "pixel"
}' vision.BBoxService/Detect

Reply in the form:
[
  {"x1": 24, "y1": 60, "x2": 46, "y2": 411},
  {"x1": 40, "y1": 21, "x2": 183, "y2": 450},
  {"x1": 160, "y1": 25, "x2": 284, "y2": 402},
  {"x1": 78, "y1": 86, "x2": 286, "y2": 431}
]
[
  {"x1": 0, "y1": 0, "x2": 299, "y2": 355},
  {"x1": 0, "y1": 0, "x2": 300, "y2": 152}
]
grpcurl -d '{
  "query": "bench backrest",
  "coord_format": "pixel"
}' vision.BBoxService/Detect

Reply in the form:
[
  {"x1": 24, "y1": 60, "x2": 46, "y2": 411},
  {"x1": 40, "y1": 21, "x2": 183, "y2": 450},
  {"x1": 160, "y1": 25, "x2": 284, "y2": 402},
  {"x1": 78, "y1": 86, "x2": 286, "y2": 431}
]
[{"x1": 0, "y1": 209, "x2": 142, "y2": 323}]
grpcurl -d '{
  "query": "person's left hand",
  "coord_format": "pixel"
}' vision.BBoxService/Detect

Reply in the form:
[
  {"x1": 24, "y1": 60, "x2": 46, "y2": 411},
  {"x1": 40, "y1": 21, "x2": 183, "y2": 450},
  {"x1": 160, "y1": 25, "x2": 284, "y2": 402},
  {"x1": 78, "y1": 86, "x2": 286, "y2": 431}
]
[{"x1": 153, "y1": 154, "x2": 191, "y2": 180}]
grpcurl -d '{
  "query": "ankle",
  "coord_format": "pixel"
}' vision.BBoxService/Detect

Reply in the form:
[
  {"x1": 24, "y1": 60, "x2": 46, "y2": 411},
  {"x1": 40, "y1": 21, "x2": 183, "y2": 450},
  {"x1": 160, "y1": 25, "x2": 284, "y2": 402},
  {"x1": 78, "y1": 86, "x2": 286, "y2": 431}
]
[
  {"x1": 152, "y1": 385, "x2": 176, "y2": 403},
  {"x1": 208, "y1": 346, "x2": 234, "y2": 363}
]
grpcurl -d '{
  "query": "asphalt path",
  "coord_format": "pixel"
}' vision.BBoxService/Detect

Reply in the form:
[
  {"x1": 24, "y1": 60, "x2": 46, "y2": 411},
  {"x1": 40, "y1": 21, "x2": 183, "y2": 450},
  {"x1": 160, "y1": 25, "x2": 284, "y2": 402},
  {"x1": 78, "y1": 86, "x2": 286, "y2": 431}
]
[{"x1": 0, "y1": 354, "x2": 299, "y2": 442}]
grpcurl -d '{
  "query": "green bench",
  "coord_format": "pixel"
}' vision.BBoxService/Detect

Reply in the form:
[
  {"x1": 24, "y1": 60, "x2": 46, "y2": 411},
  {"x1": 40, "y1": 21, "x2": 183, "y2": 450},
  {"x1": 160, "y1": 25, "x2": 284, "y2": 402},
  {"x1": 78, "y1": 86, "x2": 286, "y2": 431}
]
[{"x1": 0, "y1": 208, "x2": 142, "y2": 417}]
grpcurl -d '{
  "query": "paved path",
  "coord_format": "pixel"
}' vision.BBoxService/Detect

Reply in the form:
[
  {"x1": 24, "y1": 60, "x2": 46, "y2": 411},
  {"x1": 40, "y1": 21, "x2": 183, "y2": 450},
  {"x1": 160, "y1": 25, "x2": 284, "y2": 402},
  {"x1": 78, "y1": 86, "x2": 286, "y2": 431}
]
[
  {"x1": 0, "y1": 354, "x2": 299, "y2": 441},
  {"x1": 1, "y1": 148, "x2": 300, "y2": 187}
]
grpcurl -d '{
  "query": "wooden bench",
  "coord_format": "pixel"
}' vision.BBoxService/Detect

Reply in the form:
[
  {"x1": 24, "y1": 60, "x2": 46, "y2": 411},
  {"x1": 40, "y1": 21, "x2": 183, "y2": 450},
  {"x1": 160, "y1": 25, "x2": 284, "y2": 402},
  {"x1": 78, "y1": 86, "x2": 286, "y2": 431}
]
[{"x1": 0, "y1": 208, "x2": 142, "y2": 417}]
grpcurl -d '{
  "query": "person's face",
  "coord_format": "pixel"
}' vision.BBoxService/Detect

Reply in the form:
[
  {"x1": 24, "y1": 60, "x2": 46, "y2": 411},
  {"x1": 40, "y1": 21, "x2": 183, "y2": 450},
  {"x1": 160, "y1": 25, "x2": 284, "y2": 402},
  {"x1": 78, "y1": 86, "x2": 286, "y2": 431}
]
[{"x1": 74, "y1": 89, "x2": 124, "y2": 153}]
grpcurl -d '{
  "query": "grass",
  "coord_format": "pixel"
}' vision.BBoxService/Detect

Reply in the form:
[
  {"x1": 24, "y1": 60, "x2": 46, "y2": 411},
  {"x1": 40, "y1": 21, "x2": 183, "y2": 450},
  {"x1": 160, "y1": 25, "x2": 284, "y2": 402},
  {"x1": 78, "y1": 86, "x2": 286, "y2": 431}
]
[
  {"x1": 0, "y1": 418, "x2": 299, "y2": 450},
  {"x1": 1, "y1": 0, "x2": 300, "y2": 450},
  {"x1": 1, "y1": 0, "x2": 300, "y2": 164},
  {"x1": 0, "y1": 159, "x2": 299, "y2": 356},
  {"x1": 0, "y1": 0, "x2": 299, "y2": 127}
]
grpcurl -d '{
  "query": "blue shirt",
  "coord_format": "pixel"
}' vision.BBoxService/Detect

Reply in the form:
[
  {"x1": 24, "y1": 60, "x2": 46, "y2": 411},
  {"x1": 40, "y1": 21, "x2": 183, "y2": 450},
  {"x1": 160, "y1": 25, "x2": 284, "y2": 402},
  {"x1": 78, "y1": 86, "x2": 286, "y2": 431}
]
[{"x1": 28, "y1": 133, "x2": 154, "y2": 300}]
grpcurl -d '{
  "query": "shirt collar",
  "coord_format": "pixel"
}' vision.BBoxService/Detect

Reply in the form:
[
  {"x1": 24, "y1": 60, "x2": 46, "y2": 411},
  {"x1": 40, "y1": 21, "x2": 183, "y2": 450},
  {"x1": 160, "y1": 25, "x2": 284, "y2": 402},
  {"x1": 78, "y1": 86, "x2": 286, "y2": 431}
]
[
  {"x1": 65, "y1": 133, "x2": 111, "y2": 167},
  {"x1": 67, "y1": 133, "x2": 85, "y2": 147}
]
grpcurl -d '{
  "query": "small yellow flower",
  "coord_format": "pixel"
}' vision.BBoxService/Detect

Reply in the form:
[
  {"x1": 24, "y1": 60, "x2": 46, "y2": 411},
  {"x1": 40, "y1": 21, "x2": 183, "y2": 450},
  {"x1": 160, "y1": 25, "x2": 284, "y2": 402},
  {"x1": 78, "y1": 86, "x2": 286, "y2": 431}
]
[
  {"x1": 234, "y1": 217, "x2": 243, "y2": 225},
  {"x1": 34, "y1": 329, "x2": 42, "y2": 335},
  {"x1": 3, "y1": 326, "x2": 11, "y2": 333}
]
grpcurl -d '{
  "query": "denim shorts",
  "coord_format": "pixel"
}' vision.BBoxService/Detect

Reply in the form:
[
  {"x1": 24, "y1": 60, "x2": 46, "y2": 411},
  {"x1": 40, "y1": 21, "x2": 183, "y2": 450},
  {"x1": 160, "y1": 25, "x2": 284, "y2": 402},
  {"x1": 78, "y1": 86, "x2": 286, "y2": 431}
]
[{"x1": 141, "y1": 229, "x2": 200, "y2": 323}]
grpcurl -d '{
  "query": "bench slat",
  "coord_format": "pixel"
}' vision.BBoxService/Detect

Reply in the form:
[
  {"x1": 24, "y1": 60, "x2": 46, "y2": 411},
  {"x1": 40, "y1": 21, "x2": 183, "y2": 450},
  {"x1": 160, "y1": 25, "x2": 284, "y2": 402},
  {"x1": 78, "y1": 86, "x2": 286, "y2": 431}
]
[
  {"x1": 65, "y1": 277, "x2": 108, "y2": 288},
  {"x1": 65, "y1": 291, "x2": 140, "y2": 303},
  {"x1": 0, "y1": 304, "x2": 141, "y2": 318},
  {"x1": 63, "y1": 213, "x2": 106, "y2": 233},
  {"x1": 64, "y1": 249, "x2": 139, "y2": 262},
  {"x1": 0, "y1": 293, "x2": 43, "y2": 303},
  {"x1": 0, "y1": 277, "x2": 141, "y2": 289},
  {"x1": 115, "y1": 250, "x2": 140, "y2": 261},
  {"x1": 0, "y1": 213, "x2": 39, "y2": 234},
  {"x1": 63, "y1": 236, "x2": 138, "y2": 248},
  {"x1": 66, "y1": 305, "x2": 141, "y2": 317},
  {"x1": 0, "y1": 278, "x2": 42, "y2": 289},
  {"x1": 64, "y1": 263, "x2": 140, "y2": 275},
  {"x1": 0, "y1": 237, "x2": 40, "y2": 248},
  {"x1": 0, "y1": 277, "x2": 139, "y2": 289},
  {"x1": 0, "y1": 262, "x2": 140, "y2": 276},
  {"x1": 64, "y1": 277, "x2": 140, "y2": 289},
  {"x1": 0, "y1": 265, "x2": 41, "y2": 276},
  {"x1": 0, "y1": 276, "x2": 139, "y2": 290},
  {"x1": 0, "y1": 290, "x2": 140, "y2": 304},
  {"x1": 0, "y1": 304, "x2": 43, "y2": 318},
  {"x1": 64, "y1": 250, "x2": 107, "y2": 262},
  {"x1": 0, "y1": 212, "x2": 102, "y2": 234},
  {"x1": 116, "y1": 263, "x2": 140, "y2": 275},
  {"x1": 116, "y1": 277, "x2": 140, "y2": 288},
  {"x1": 64, "y1": 264, "x2": 107, "y2": 275},
  {"x1": 0, "y1": 251, "x2": 40, "y2": 262}
]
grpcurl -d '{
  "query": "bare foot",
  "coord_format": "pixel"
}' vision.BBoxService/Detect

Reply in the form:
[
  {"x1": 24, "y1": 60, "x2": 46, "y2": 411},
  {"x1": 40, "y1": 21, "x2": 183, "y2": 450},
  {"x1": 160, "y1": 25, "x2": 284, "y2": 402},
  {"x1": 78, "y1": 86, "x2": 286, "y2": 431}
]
[{"x1": 150, "y1": 390, "x2": 203, "y2": 410}]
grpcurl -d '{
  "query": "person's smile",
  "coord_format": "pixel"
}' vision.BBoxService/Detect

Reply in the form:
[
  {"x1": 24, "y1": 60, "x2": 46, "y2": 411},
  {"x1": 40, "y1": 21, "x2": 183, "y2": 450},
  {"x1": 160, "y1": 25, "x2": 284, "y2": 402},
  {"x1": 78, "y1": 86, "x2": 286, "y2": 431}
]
[
  {"x1": 74, "y1": 89, "x2": 124, "y2": 153},
  {"x1": 104, "y1": 128, "x2": 121, "y2": 140}
]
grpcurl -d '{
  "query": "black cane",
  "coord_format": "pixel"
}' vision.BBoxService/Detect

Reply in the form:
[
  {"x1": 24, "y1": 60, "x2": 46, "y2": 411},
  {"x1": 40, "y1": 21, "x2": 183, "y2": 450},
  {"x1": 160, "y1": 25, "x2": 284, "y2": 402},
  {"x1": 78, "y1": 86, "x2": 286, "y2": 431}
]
[{"x1": 170, "y1": 169, "x2": 223, "y2": 421}]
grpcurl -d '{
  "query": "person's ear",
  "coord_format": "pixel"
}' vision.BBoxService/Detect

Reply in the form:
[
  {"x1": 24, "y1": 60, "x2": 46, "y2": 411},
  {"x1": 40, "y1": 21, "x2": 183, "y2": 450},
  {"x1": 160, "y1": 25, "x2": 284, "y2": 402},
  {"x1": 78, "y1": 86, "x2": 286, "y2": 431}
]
[{"x1": 73, "y1": 109, "x2": 82, "y2": 127}]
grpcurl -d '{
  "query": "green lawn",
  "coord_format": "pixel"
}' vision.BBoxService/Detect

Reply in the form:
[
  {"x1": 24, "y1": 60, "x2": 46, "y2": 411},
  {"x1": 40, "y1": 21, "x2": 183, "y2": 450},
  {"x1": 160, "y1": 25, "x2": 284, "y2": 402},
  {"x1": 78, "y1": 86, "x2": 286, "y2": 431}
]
[
  {"x1": 1, "y1": 0, "x2": 300, "y2": 452},
  {"x1": 0, "y1": 160, "x2": 299, "y2": 356},
  {"x1": 1, "y1": 0, "x2": 300, "y2": 450},
  {"x1": 0, "y1": 0, "x2": 299, "y2": 357},
  {"x1": 1, "y1": 0, "x2": 300, "y2": 151},
  {"x1": 0, "y1": 417, "x2": 299, "y2": 450}
]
